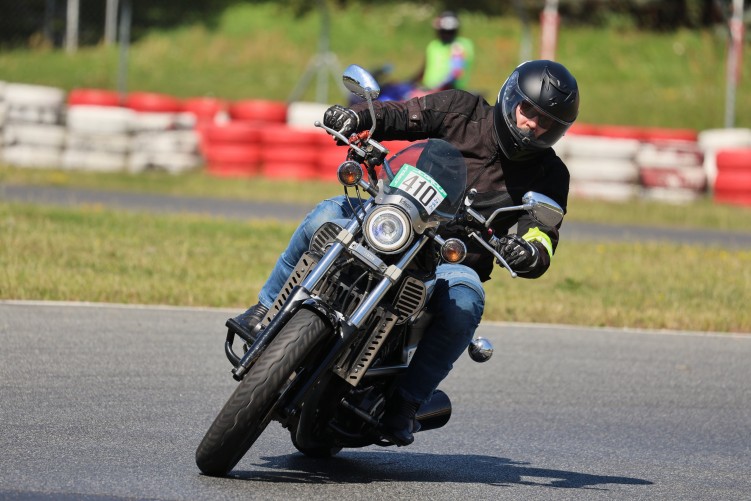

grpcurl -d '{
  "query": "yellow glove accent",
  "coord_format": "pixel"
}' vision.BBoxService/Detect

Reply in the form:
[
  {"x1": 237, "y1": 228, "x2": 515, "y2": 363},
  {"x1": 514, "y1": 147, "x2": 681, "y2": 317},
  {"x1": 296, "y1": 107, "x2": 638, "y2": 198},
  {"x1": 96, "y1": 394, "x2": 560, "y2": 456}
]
[{"x1": 521, "y1": 227, "x2": 553, "y2": 259}]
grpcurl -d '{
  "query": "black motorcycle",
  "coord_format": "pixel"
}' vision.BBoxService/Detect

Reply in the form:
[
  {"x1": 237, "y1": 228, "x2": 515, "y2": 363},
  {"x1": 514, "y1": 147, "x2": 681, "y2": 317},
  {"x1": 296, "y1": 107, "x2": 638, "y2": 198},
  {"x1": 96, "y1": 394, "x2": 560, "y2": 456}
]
[{"x1": 195, "y1": 65, "x2": 564, "y2": 477}]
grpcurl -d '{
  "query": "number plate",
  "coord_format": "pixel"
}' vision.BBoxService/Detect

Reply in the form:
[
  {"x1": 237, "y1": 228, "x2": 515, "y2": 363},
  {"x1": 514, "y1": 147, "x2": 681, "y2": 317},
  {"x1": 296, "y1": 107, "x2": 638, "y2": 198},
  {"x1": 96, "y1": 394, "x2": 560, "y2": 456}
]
[{"x1": 389, "y1": 164, "x2": 447, "y2": 215}]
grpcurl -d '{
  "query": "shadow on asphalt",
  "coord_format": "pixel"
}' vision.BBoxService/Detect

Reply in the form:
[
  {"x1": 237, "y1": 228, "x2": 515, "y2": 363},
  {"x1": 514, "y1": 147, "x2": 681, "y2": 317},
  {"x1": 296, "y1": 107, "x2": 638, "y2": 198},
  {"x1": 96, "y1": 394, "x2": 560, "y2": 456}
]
[{"x1": 222, "y1": 451, "x2": 653, "y2": 490}]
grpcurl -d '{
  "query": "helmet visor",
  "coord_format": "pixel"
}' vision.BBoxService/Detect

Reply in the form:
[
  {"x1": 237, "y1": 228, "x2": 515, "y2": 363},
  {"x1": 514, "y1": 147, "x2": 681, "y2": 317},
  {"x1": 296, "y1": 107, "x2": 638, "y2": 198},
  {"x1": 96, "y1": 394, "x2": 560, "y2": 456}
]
[{"x1": 499, "y1": 71, "x2": 572, "y2": 151}]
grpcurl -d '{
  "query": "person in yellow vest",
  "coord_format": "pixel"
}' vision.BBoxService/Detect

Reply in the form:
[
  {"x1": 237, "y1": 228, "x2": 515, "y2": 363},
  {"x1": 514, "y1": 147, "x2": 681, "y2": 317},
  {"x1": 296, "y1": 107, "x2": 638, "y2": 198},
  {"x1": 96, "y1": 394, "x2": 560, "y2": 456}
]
[{"x1": 412, "y1": 11, "x2": 475, "y2": 92}]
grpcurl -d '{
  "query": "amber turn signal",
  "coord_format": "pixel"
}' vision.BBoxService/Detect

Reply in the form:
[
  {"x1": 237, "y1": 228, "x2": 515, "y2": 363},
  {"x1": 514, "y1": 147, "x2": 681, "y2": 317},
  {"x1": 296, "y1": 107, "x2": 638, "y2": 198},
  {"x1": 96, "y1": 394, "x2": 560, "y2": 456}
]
[
  {"x1": 337, "y1": 160, "x2": 363, "y2": 186},
  {"x1": 440, "y1": 238, "x2": 467, "y2": 263}
]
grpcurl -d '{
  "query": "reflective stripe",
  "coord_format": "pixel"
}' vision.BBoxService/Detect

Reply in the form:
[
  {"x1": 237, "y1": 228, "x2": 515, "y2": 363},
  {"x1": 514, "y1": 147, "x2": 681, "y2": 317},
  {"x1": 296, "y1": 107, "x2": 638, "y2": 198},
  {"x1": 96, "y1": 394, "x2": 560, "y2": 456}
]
[{"x1": 522, "y1": 227, "x2": 553, "y2": 259}]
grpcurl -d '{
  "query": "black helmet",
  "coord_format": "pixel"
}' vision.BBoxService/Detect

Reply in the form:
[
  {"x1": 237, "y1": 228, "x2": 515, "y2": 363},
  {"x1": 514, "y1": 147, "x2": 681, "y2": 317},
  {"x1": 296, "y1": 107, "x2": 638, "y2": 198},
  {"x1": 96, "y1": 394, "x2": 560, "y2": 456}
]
[{"x1": 493, "y1": 60, "x2": 579, "y2": 161}]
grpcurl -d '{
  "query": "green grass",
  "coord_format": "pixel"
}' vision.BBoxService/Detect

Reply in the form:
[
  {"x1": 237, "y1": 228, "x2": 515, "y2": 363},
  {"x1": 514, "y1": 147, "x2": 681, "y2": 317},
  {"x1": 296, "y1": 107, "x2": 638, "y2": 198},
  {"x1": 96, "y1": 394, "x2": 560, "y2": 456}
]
[
  {"x1": 0, "y1": 3, "x2": 749, "y2": 130},
  {"x1": 0, "y1": 202, "x2": 296, "y2": 307},
  {"x1": 2, "y1": 201, "x2": 749, "y2": 333}
]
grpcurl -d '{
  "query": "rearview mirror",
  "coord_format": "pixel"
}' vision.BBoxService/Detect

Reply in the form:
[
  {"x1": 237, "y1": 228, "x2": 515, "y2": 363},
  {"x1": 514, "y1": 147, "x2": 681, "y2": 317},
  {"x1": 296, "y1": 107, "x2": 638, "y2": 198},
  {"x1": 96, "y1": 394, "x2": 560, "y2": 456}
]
[
  {"x1": 342, "y1": 64, "x2": 381, "y2": 100},
  {"x1": 522, "y1": 191, "x2": 564, "y2": 227}
]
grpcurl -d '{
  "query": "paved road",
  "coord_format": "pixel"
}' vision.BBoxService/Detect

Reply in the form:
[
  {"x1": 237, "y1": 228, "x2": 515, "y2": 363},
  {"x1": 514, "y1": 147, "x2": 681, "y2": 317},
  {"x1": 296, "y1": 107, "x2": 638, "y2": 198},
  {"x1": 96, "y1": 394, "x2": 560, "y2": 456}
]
[
  {"x1": 4, "y1": 184, "x2": 751, "y2": 248},
  {"x1": 1, "y1": 301, "x2": 749, "y2": 500}
]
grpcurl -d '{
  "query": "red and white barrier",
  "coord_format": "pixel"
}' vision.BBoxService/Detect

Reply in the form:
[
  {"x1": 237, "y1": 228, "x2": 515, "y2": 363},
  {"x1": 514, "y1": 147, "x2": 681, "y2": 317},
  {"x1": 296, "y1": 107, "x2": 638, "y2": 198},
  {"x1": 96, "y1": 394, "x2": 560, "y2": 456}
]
[{"x1": 1, "y1": 81, "x2": 750, "y2": 205}]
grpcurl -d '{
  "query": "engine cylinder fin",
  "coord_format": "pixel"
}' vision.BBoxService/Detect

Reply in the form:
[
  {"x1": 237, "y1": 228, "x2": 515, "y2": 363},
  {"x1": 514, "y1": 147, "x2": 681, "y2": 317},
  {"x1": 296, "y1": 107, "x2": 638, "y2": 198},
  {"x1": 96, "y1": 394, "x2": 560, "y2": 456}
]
[
  {"x1": 393, "y1": 276, "x2": 427, "y2": 324},
  {"x1": 310, "y1": 222, "x2": 343, "y2": 255}
]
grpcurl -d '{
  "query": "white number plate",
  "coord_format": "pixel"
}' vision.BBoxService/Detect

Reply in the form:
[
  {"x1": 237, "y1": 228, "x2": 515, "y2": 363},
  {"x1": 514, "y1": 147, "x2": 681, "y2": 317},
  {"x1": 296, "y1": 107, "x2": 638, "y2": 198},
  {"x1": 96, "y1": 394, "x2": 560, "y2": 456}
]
[{"x1": 389, "y1": 164, "x2": 447, "y2": 215}]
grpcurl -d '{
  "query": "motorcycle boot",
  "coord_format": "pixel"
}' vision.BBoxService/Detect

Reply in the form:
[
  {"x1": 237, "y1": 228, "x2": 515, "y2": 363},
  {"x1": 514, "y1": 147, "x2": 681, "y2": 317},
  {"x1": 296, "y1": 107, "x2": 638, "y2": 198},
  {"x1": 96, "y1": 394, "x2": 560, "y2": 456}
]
[
  {"x1": 381, "y1": 392, "x2": 422, "y2": 446},
  {"x1": 226, "y1": 303, "x2": 269, "y2": 345}
]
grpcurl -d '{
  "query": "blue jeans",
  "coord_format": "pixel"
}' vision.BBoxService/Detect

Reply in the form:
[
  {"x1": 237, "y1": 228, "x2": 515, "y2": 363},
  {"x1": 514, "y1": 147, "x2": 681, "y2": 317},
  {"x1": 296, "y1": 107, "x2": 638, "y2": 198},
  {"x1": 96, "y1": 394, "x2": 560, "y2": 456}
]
[{"x1": 257, "y1": 195, "x2": 485, "y2": 405}]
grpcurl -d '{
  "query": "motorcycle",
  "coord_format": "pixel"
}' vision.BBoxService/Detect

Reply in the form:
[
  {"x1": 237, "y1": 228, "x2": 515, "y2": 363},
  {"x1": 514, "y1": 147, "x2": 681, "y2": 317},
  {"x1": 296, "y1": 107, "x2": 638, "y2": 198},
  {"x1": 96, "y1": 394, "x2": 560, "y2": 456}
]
[
  {"x1": 348, "y1": 64, "x2": 433, "y2": 105},
  {"x1": 195, "y1": 64, "x2": 564, "y2": 477}
]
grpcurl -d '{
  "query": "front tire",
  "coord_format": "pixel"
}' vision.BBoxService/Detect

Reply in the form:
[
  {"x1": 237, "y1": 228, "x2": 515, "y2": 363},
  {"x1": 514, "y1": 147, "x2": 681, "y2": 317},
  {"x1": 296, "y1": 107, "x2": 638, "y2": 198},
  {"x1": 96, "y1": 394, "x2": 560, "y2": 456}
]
[{"x1": 195, "y1": 310, "x2": 327, "y2": 476}]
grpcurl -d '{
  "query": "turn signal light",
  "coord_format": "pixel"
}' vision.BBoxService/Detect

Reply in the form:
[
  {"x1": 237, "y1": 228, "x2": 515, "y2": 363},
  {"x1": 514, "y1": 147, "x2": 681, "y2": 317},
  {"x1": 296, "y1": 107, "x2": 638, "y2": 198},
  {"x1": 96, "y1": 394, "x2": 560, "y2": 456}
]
[
  {"x1": 440, "y1": 238, "x2": 466, "y2": 263},
  {"x1": 337, "y1": 160, "x2": 363, "y2": 186}
]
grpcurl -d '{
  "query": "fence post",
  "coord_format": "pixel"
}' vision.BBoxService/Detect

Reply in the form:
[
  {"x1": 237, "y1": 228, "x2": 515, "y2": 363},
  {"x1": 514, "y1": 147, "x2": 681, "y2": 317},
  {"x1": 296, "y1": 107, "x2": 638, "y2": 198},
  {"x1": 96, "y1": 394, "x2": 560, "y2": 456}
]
[
  {"x1": 105, "y1": 0, "x2": 120, "y2": 46},
  {"x1": 724, "y1": 0, "x2": 745, "y2": 128},
  {"x1": 65, "y1": 0, "x2": 79, "y2": 53}
]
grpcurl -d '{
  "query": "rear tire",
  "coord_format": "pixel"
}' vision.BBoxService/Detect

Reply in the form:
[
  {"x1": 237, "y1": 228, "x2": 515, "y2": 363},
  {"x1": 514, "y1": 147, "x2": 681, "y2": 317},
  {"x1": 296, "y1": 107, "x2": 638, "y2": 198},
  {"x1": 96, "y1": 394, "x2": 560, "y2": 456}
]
[{"x1": 195, "y1": 310, "x2": 327, "y2": 476}]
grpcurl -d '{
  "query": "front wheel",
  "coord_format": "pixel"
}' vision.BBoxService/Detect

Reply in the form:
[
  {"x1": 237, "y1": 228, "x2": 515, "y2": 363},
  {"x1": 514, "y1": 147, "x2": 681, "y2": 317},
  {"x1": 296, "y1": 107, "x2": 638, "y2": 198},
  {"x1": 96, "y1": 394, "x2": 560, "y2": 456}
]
[{"x1": 195, "y1": 310, "x2": 328, "y2": 476}]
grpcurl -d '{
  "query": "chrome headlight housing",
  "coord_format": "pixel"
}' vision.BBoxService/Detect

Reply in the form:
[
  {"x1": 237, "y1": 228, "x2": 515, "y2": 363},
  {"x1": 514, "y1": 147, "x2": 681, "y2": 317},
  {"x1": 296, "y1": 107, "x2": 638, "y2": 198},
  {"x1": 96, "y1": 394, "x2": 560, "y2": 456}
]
[{"x1": 363, "y1": 206, "x2": 413, "y2": 254}]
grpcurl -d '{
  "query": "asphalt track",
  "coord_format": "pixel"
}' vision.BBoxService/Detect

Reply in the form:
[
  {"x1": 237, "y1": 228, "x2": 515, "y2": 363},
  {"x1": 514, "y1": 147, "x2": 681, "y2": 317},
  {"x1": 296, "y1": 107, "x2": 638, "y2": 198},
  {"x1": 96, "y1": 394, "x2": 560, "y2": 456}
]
[
  {"x1": 3, "y1": 183, "x2": 751, "y2": 248},
  {"x1": 0, "y1": 301, "x2": 749, "y2": 501}
]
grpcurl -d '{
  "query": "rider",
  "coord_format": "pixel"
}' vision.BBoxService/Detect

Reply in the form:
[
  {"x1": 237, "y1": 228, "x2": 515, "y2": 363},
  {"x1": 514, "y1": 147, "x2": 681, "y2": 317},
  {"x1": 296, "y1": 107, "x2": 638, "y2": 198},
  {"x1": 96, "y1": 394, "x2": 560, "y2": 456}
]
[
  {"x1": 228, "y1": 59, "x2": 579, "y2": 446},
  {"x1": 411, "y1": 10, "x2": 475, "y2": 92}
]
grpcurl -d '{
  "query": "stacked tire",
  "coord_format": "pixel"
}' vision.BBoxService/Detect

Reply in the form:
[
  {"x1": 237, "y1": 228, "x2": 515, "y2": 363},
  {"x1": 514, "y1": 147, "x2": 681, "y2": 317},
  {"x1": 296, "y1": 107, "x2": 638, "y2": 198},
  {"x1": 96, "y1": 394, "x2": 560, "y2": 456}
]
[
  {"x1": 317, "y1": 132, "x2": 347, "y2": 183},
  {"x1": 698, "y1": 128, "x2": 751, "y2": 192},
  {"x1": 260, "y1": 125, "x2": 320, "y2": 180},
  {"x1": 557, "y1": 124, "x2": 707, "y2": 203},
  {"x1": 125, "y1": 92, "x2": 203, "y2": 174},
  {"x1": 635, "y1": 128, "x2": 705, "y2": 204},
  {"x1": 201, "y1": 122, "x2": 263, "y2": 177},
  {"x1": 184, "y1": 97, "x2": 228, "y2": 126},
  {"x1": 64, "y1": 93, "x2": 133, "y2": 172},
  {"x1": 713, "y1": 148, "x2": 751, "y2": 206},
  {"x1": 2, "y1": 83, "x2": 67, "y2": 168},
  {"x1": 557, "y1": 126, "x2": 642, "y2": 202},
  {"x1": 228, "y1": 99, "x2": 287, "y2": 124},
  {"x1": 199, "y1": 99, "x2": 289, "y2": 178}
]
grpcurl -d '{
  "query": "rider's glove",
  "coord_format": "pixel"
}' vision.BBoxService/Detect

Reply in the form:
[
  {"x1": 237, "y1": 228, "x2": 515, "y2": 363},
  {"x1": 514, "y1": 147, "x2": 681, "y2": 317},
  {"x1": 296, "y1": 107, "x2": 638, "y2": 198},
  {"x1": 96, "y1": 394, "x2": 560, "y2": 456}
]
[
  {"x1": 323, "y1": 105, "x2": 359, "y2": 144},
  {"x1": 494, "y1": 234, "x2": 539, "y2": 273}
]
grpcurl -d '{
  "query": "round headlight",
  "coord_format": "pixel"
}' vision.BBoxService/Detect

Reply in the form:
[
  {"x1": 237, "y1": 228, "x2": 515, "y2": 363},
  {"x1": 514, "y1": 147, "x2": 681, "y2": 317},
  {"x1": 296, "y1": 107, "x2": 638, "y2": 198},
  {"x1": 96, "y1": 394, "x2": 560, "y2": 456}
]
[{"x1": 364, "y1": 206, "x2": 412, "y2": 254}]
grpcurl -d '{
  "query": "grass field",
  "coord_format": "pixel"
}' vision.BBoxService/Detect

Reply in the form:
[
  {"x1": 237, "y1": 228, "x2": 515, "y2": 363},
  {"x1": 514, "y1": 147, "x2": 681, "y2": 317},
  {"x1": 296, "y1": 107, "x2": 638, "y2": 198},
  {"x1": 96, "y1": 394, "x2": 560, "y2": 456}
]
[
  {"x1": 2, "y1": 200, "x2": 749, "y2": 333},
  {"x1": 2, "y1": 165, "x2": 751, "y2": 334},
  {"x1": 0, "y1": 3, "x2": 749, "y2": 130}
]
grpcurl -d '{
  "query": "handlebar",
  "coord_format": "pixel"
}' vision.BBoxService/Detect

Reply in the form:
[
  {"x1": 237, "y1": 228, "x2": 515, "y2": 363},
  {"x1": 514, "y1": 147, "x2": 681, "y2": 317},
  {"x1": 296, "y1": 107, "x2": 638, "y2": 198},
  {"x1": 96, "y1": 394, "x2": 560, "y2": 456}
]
[
  {"x1": 466, "y1": 231, "x2": 518, "y2": 278},
  {"x1": 314, "y1": 122, "x2": 388, "y2": 169}
]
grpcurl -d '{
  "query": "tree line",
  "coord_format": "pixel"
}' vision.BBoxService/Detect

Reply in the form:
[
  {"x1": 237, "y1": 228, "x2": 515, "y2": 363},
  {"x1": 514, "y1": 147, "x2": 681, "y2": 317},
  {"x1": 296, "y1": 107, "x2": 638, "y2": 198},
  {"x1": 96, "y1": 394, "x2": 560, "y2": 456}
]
[{"x1": 0, "y1": 0, "x2": 742, "y2": 48}]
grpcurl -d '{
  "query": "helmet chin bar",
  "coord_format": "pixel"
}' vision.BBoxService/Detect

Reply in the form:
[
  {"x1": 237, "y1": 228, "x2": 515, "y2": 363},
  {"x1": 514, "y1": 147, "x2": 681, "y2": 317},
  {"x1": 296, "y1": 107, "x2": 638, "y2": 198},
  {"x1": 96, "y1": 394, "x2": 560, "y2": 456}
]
[
  {"x1": 493, "y1": 112, "x2": 544, "y2": 162},
  {"x1": 519, "y1": 131, "x2": 535, "y2": 144}
]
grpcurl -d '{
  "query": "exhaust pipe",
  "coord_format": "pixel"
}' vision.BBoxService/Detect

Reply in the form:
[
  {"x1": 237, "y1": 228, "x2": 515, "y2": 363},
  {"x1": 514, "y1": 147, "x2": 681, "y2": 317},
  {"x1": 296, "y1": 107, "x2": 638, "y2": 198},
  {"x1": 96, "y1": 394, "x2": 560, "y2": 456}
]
[{"x1": 415, "y1": 390, "x2": 451, "y2": 432}]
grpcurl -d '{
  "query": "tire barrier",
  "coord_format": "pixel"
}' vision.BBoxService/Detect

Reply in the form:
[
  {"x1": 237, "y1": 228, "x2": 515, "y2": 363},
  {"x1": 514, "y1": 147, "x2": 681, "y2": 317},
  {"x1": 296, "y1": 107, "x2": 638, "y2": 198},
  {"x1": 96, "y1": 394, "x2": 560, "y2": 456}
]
[
  {"x1": 287, "y1": 101, "x2": 330, "y2": 129},
  {"x1": 259, "y1": 125, "x2": 319, "y2": 180},
  {"x1": 697, "y1": 128, "x2": 751, "y2": 189},
  {"x1": 558, "y1": 123, "x2": 708, "y2": 204},
  {"x1": 183, "y1": 97, "x2": 228, "y2": 125},
  {"x1": 67, "y1": 88, "x2": 121, "y2": 107},
  {"x1": 124, "y1": 91, "x2": 183, "y2": 113},
  {"x1": 200, "y1": 122, "x2": 264, "y2": 177},
  {"x1": 129, "y1": 130, "x2": 201, "y2": 174},
  {"x1": 0, "y1": 82, "x2": 203, "y2": 174},
  {"x1": 714, "y1": 148, "x2": 751, "y2": 206},
  {"x1": 557, "y1": 132, "x2": 642, "y2": 202},
  {"x1": 3, "y1": 83, "x2": 66, "y2": 124},
  {"x1": 1, "y1": 79, "x2": 747, "y2": 205},
  {"x1": 228, "y1": 99, "x2": 287, "y2": 123},
  {"x1": 1, "y1": 83, "x2": 66, "y2": 168},
  {"x1": 635, "y1": 140, "x2": 706, "y2": 203}
]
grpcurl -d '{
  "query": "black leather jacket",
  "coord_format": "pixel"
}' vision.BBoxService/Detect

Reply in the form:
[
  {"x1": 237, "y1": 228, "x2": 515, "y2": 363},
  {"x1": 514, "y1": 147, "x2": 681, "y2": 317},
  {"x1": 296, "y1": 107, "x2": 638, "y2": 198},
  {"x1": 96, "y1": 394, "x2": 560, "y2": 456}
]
[{"x1": 350, "y1": 89, "x2": 570, "y2": 282}]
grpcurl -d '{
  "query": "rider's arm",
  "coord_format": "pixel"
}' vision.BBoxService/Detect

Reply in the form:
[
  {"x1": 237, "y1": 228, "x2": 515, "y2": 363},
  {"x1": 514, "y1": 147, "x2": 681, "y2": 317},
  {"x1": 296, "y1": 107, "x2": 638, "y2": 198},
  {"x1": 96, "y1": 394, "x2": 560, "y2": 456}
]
[
  {"x1": 349, "y1": 89, "x2": 468, "y2": 141},
  {"x1": 509, "y1": 156, "x2": 569, "y2": 279}
]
